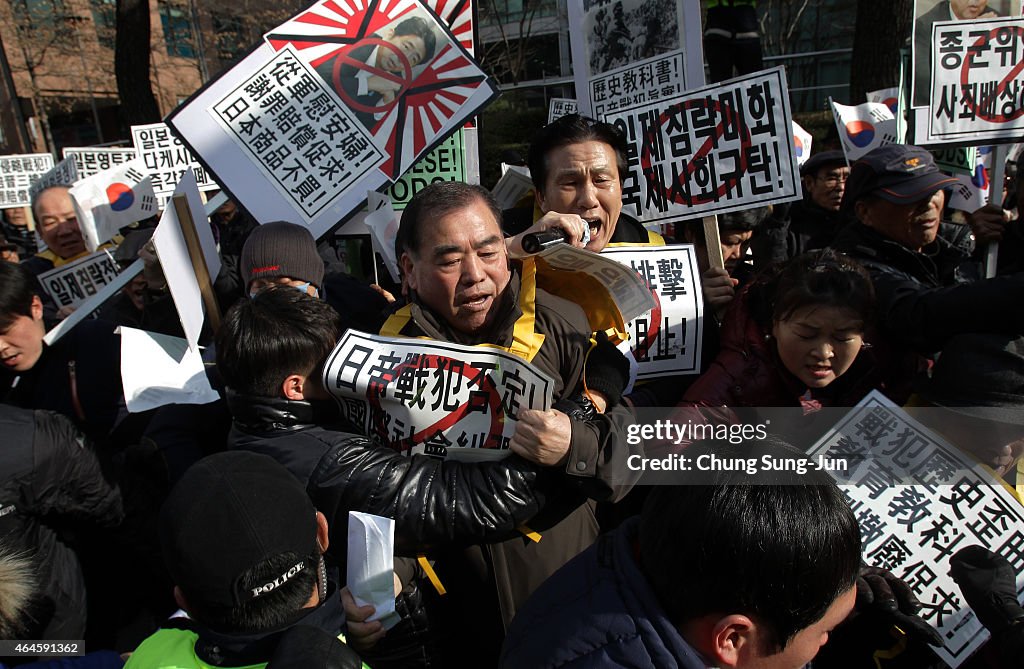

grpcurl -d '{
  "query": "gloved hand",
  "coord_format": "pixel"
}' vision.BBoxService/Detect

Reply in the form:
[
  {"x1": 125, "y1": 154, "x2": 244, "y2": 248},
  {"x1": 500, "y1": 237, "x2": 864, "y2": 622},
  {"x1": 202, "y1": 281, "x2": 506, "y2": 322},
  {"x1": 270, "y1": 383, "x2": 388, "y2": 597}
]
[
  {"x1": 950, "y1": 545, "x2": 1024, "y2": 634},
  {"x1": 584, "y1": 330, "x2": 630, "y2": 408},
  {"x1": 857, "y1": 565, "x2": 943, "y2": 647}
]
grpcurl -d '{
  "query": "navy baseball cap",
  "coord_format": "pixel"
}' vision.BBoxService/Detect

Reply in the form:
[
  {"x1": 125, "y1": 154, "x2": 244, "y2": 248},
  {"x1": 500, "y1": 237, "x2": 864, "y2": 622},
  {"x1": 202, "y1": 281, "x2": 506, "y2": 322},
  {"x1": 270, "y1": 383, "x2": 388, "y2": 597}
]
[
  {"x1": 840, "y1": 145, "x2": 958, "y2": 212},
  {"x1": 800, "y1": 150, "x2": 846, "y2": 177}
]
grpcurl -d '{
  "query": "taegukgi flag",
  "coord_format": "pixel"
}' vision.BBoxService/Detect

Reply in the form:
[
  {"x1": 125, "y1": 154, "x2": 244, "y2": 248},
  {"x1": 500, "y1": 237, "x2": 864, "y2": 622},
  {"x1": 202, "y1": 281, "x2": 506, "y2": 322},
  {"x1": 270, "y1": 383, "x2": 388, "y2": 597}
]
[
  {"x1": 70, "y1": 158, "x2": 158, "y2": 251},
  {"x1": 830, "y1": 99, "x2": 899, "y2": 162},
  {"x1": 792, "y1": 120, "x2": 813, "y2": 167}
]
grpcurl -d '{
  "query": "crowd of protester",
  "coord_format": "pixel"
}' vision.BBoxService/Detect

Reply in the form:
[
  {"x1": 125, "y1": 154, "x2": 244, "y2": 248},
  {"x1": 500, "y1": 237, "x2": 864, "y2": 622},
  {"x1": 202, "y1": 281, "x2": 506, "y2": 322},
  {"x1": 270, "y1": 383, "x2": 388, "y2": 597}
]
[{"x1": 1, "y1": 108, "x2": 1023, "y2": 669}]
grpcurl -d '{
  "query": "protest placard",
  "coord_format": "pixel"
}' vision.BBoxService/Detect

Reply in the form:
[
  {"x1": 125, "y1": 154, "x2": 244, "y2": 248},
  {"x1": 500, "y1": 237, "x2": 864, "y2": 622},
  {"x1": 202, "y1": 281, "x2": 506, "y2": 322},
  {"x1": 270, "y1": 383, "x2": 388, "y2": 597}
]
[
  {"x1": 36, "y1": 250, "x2": 119, "y2": 310},
  {"x1": 27, "y1": 158, "x2": 78, "y2": 204},
  {"x1": 43, "y1": 259, "x2": 142, "y2": 346},
  {"x1": 386, "y1": 129, "x2": 466, "y2": 209},
  {"x1": 831, "y1": 99, "x2": 900, "y2": 161},
  {"x1": 933, "y1": 145, "x2": 978, "y2": 175},
  {"x1": 491, "y1": 165, "x2": 534, "y2": 210},
  {"x1": 912, "y1": 0, "x2": 1020, "y2": 109},
  {"x1": 535, "y1": 243, "x2": 657, "y2": 329},
  {"x1": 62, "y1": 147, "x2": 137, "y2": 179},
  {"x1": 323, "y1": 330, "x2": 554, "y2": 459},
  {"x1": 131, "y1": 123, "x2": 218, "y2": 205},
  {"x1": 602, "y1": 246, "x2": 704, "y2": 378},
  {"x1": 152, "y1": 172, "x2": 221, "y2": 350},
  {"x1": 566, "y1": 0, "x2": 703, "y2": 117},
  {"x1": 167, "y1": 0, "x2": 496, "y2": 240},
  {"x1": 927, "y1": 16, "x2": 1024, "y2": 144},
  {"x1": 604, "y1": 67, "x2": 801, "y2": 224},
  {"x1": 69, "y1": 159, "x2": 158, "y2": 251},
  {"x1": 0, "y1": 153, "x2": 55, "y2": 209},
  {"x1": 548, "y1": 98, "x2": 579, "y2": 123},
  {"x1": 807, "y1": 390, "x2": 1024, "y2": 669}
]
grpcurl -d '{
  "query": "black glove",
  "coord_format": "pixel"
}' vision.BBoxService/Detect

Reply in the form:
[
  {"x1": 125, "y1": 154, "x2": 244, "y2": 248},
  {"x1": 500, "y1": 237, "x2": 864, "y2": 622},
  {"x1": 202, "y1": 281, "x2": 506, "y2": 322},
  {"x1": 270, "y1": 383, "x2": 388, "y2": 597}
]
[
  {"x1": 554, "y1": 394, "x2": 598, "y2": 422},
  {"x1": 857, "y1": 565, "x2": 943, "y2": 647},
  {"x1": 950, "y1": 545, "x2": 1024, "y2": 634},
  {"x1": 584, "y1": 330, "x2": 630, "y2": 408}
]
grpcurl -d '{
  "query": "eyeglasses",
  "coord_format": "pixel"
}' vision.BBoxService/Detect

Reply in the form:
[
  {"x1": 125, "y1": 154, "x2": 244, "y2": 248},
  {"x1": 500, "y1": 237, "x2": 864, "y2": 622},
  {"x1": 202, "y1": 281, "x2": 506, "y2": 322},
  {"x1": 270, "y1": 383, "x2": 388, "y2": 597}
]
[{"x1": 817, "y1": 173, "x2": 850, "y2": 188}]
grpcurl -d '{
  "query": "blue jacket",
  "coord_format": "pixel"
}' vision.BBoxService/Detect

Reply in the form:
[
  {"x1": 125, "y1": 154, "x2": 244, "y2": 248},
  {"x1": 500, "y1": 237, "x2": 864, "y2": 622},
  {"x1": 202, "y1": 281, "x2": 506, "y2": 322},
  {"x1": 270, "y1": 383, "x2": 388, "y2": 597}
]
[{"x1": 500, "y1": 517, "x2": 708, "y2": 669}]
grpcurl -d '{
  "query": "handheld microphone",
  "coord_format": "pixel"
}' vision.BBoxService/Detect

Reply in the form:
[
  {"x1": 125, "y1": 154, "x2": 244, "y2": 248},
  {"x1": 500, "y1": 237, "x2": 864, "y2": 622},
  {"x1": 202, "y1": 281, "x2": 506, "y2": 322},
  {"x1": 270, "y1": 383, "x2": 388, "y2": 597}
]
[{"x1": 521, "y1": 229, "x2": 568, "y2": 254}]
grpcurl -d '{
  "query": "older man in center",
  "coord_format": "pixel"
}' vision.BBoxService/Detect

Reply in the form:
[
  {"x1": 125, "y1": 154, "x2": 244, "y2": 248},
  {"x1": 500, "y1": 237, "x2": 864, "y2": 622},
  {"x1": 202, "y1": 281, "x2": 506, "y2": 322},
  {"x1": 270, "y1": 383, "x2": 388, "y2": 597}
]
[{"x1": 385, "y1": 181, "x2": 637, "y2": 662}]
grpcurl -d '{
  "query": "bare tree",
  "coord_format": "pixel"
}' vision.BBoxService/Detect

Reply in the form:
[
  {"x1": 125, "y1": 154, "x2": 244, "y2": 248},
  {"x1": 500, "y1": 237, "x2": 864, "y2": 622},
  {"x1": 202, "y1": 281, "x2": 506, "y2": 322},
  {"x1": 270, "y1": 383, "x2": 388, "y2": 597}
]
[
  {"x1": 478, "y1": 0, "x2": 553, "y2": 86},
  {"x1": 849, "y1": 0, "x2": 912, "y2": 101}
]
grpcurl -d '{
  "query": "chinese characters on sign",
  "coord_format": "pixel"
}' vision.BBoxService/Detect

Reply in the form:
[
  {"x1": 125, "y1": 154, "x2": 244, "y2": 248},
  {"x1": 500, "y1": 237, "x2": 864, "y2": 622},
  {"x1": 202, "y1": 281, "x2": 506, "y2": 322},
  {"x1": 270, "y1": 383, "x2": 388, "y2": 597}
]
[
  {"x1": 604, "y1": 67, "x2": 800, "y2": 224},
  {"x1": 212, "y1": 47, "x2": 385, "y2": 220},
  {"x1": 807, "y1": 391, "x2": 1024, "y2": 669},
  {"x1": 602, "y1": 246, "x2": 704, "y2": 378},
  {"x1": 0, "y1": 154, "x2": 56, "y2": 209},
  {"x1": 323, "y1": 331, "x2": 553, "y2": 459}
]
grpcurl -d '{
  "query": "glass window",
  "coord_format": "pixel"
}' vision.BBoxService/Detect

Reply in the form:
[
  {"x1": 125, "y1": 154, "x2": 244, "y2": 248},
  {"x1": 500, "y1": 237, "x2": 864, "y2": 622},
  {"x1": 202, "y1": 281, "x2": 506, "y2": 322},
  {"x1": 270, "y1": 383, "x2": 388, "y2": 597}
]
[
  {"x1": 90, "y1": 0, "x2": 117, "y2": 49},
  {"x1": 158, "y1": 0, "x2": 195, "y2": 58}
]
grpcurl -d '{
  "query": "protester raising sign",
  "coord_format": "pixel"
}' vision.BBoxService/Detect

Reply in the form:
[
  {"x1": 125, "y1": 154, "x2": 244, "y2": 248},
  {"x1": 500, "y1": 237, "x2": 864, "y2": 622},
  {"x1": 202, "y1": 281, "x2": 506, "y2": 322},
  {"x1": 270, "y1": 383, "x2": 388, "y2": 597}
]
[{"x1": 323, "y1": 331, "x2": 554, "y2": 459}]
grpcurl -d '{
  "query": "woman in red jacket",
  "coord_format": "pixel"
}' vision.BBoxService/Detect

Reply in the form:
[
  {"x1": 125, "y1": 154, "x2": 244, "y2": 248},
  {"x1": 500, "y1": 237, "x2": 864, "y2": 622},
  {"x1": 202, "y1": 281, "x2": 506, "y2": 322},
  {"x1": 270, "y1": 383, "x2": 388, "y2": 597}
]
[{"x1": 671, "y1": 249, "x2": 880, "y2": 448}]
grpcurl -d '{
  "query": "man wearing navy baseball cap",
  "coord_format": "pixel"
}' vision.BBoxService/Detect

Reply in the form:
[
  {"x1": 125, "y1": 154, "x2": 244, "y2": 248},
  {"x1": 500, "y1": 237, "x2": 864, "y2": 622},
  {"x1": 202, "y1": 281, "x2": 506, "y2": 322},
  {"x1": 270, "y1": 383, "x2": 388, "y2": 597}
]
[{"x1": 831, "y1": 144, "x2": 1024, "y2": 405}]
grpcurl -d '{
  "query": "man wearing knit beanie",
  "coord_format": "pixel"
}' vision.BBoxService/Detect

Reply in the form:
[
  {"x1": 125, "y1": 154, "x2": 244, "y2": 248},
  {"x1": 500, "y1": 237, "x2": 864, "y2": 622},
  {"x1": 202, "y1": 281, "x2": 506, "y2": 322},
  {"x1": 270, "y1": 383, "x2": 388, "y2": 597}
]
[{"x1": 240, "y1": 221, "x2": 325, "y2": 298}]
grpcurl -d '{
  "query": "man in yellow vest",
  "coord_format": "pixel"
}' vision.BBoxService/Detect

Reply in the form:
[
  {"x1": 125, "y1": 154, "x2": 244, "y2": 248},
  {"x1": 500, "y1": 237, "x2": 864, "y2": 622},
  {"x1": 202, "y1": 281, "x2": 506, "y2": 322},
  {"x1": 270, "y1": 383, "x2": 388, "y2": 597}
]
[
  {"x1": 390, "y1": 181, "x2": 637, "y2": 662},
  {"x1": 22, "y1": 185, "x2": 90, "y2": 277}
]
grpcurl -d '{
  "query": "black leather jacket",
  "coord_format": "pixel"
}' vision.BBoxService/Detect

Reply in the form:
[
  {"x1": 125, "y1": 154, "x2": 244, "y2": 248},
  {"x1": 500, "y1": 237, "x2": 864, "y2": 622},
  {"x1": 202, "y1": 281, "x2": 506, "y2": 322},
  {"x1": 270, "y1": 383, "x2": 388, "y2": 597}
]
[{"x1": 226, "y1": 393, "x2": 548, "y2": 555}]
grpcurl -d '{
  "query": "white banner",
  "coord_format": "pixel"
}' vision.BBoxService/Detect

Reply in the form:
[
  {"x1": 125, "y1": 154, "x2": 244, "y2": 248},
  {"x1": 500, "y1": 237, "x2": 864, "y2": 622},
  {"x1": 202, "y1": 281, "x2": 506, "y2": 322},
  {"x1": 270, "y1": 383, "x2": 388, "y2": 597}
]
[
  {"x1": 928, "y1": 17, "x2": 1024, "y2": 143},
  {"x1": 62, "y1": 147, "x2": 137, "y2": 179},
  {"x1": 606, "y1": 67, "x2": 801, "y2": 224},
  {"x1": 602, "y1": 246, "x2": 703, "y2": 378},
  {"x1": 323, "y1": 331, "x2": 554, "y2": 459},
  {"x1": 131, "y1": 122, "x2": 218, "y2": 204},
  {"x1": 36, "y1": 250, "x2": 120, "y2": 310},
  {"x1": 0, "y1": 153, "x2": 55, "y2": 209},
  {"x1": 807, "y1": 390, "x2": 1024, "y2": 669}
]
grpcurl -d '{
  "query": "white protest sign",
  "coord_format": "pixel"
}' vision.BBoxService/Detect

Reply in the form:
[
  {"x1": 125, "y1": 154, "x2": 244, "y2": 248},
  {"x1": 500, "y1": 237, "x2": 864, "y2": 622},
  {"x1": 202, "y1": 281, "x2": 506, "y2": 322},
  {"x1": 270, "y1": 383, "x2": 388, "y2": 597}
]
[
  {"x1": 567, "y1": 0, "x2": 704, "y2": 117},
  {"x1": 364, "y1": 192, "x2": 401, "y2": 283},
  {"x1": 37, "y1": 250, "x2": 120, "y2": 310},
  {"x1": 168, "y1": 0, "x2": 496, "y2": 241},
  {"x1": 604, "y1": 66, "x2": 800, "y2": 224},
  {"x1": 27, "y1": 157, "x2": 75, "y2": 203},
  {"x1": 830, "y1": 99, "x2": 899, "y2": 161},
  {"x1": 602, "y1": 246, "x2": 703, "y2": 378},
  {"x1": 152, "y1": 172, "x2": 221, "y2": 351},
  {"x1": 534, "y1": 244, "x2": 657, "y2": 329},
  {"x1": 0, "y1": 153, "x2": 55, "y2": 209},
  {"x1": 491, "y1": 165, "x2": 534, "y2": 210},
  {"x1": 69, "y1": 159, "x2": 159, "y2": 251},
  {"x1": 131, "y1": 123, "x2": 218, "y2": 205},
  {"x1": 807, "y1": 390, "x2": 1024, "y2": 669},
  {"x1": 928, "y1": 17, "x2": 1024, "y2": 144},
  {"x1": 323, "y1": 331, "x2": 553, "y2": 459},
  {"x1": 548, "y1": 98, "x2": 579, "y2": 124},
  {"x1": 119, "y1": 327, "x2": 219, "y2": 413},
  {"x1": 346, "y1": 512, "x2": 401, "y2": 630},
  {"x1": 62, "y1": 147, "x2": 137, "y2": 179},
  {"x1": 792, "y1": 120, "x2": 813, "y2": 167}
]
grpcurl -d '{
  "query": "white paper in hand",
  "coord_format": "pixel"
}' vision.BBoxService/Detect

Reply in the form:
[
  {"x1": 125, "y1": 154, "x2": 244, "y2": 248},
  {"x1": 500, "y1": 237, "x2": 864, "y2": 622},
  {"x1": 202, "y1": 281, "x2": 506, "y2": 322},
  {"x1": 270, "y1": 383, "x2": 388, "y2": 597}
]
[
  {"x1": 119, "y1": 326, "x2": 219, "y2": 413},
  {"x1": 346, "y1": 511, "x2": 400, "y2": 630}
]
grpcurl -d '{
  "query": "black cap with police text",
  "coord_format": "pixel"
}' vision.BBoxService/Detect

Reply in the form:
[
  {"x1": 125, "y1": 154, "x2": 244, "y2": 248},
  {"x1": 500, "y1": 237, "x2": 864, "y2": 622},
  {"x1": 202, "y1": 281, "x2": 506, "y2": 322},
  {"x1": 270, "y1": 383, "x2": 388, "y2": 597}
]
[
  {"x1": 159, "y1": 451, "x2": 319, "y2": 610},
  {"x1": 840, "y1": 144, "x2": 958, "y2": 212},
  {"x1": 800, "y1": 150, "x2": 846, "y2": 177}
]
